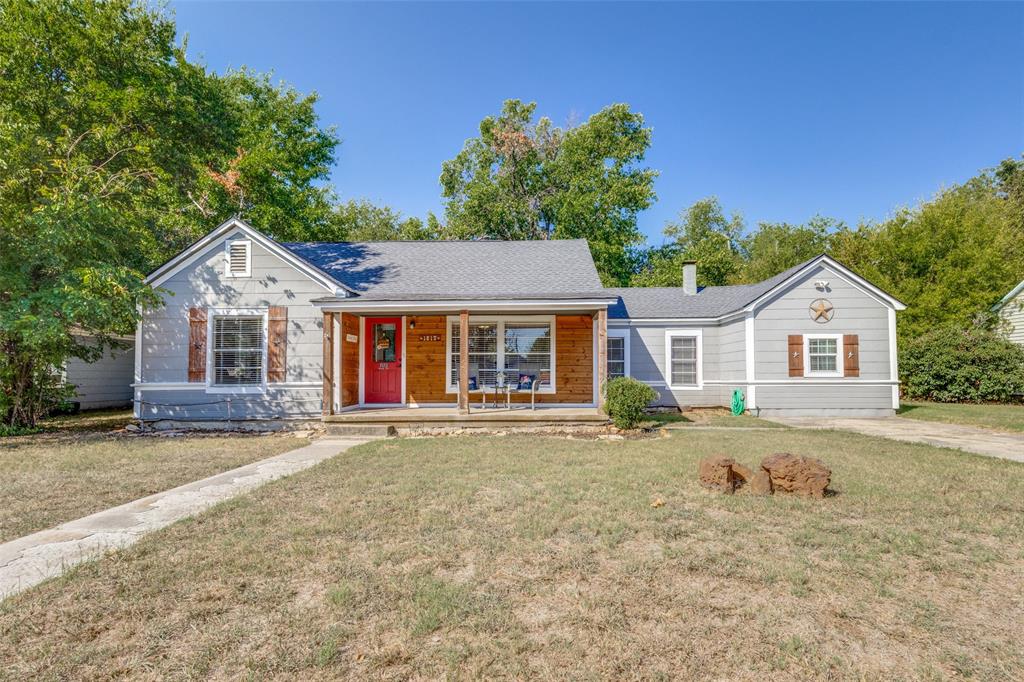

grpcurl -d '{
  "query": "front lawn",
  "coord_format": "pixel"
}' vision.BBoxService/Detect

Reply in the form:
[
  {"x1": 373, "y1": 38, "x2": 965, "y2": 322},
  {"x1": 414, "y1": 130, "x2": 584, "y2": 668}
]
[
  {"x1": 899, "y1": 400, "x2": 1024, "y2": 433},
  {"x1": 0, "y1": 413, "x2": 308, "y2": 542},
  {"x1": 1, "y1": 429, "x2": 1021, "y2": 679}
]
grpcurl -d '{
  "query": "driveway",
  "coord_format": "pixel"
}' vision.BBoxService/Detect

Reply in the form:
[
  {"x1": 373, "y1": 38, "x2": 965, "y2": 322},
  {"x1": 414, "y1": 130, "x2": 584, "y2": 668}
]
[{"x1": 769, "y1": 416, "x2": 1024, "y2": 463}]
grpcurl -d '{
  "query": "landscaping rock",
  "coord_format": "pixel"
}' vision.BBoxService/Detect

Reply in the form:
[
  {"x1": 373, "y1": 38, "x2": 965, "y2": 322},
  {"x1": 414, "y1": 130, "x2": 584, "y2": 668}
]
[
  {"x1": 760, "y1": 453, "x2": 830, "y2": 497},
  {"x1": 749, "y1": 469, "x2": 773, "y2": 496},
  {"x1": 698, "y1": 455, "x2": 737, "y2": 494},
  {"x1": 726, "y1": 461, "x2": 773, "y2": 496}
]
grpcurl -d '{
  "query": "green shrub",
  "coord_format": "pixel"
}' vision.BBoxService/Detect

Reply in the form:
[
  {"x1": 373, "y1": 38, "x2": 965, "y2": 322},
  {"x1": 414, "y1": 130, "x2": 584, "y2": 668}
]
[
  {"x1": 900, "y1": 325, "x2": 1024, "y2": 403},
  {"x1": 0, "y1": 424, "x2": 43, "y2": 437},
  {"x1": 604, "y1": 377, "x2": 659, "y2": 429}
]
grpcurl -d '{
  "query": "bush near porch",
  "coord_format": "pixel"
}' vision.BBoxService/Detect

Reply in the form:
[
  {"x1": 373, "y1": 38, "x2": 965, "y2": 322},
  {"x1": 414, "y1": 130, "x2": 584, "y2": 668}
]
[{"x1": 1, "y1": 429, "x2": 1021, "y2": 679}]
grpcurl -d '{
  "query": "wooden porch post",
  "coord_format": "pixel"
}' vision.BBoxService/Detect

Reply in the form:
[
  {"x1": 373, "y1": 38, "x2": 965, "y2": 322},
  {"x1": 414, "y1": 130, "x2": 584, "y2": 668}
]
[
  {"x1": 458, "y1": 309, "x2": 470, "y2": 414},
  {"x1": 322, "y1": 311, "x2": 335, "y2": 417},
  {"x1": 596, "y1": 308, "x2": 608, "y2": 410}
]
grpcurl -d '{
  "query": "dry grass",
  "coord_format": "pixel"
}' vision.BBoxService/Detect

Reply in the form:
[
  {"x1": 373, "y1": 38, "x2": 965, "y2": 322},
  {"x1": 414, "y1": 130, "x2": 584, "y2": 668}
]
[
  {"x1": 899, "y1": 400, "x2": 1024, "y2": 433},
  {"x1": 1, "y1": 429, "x2": 1022, "y2": 680},
  {"x1": 0, "y1": 413, "x2": 308, "y2": 542}
]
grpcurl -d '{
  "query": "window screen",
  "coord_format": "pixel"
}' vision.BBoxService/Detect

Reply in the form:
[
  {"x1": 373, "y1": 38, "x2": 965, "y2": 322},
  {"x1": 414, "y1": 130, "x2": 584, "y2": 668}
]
[
  {"x1": 808, "y1": 337, "x2": 838, "y2": 373},
  {"x1": 213, "y1": 316, "x2": 263, "y2": 385},
  {"x1": 670, "y1": 336, "x2": 698, "y2": 386},
  {"x1": 607, "y1": 337, "x2": 625, "y2": 378}
]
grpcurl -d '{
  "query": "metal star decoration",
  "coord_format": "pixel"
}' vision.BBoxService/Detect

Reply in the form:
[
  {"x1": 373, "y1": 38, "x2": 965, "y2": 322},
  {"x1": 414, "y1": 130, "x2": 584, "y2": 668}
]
[{"x1": 809, "y1": 299, "x2": 834, "y2": 323}]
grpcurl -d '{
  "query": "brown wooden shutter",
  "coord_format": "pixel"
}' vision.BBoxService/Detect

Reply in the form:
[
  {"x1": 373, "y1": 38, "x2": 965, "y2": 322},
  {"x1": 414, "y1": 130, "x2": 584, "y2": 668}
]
[
  {"x1": 843, "y1": 334, "x2": 860, "y2": 377},
  {"x1": 188, "y1": 307, "x2": 207, "y2": 382},
  {"x1": 268, "y1": 306, "x2": 288, "y2": 383},
  {"x1": 788, "y1": 334, "x2": 803, "y2": 377}
]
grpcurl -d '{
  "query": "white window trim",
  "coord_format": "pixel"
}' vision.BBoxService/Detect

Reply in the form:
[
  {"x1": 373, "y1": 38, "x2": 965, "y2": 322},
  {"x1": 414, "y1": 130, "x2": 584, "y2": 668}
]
[
  {"x1": 664, "y1": 329, "x2": 703, "y2": 390},
  {"x1": 444, "y1": 315, "x2": 557, "y2": 394},
  {"x1": 224, "y1": 239, "x2": 252, "y2": 278},
  {"x1": 206, "y1": 307, "x2": 268, "y2": 394},
  {"x1": 606, "y1": 328, "x2": 630, "y2": 379},
  {"x1": 804, "y1": 333, "x2": 844, "y2": 378}
]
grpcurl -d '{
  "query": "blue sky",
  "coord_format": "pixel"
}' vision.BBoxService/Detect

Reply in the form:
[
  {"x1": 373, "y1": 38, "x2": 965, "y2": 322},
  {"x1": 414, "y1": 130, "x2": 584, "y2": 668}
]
[{"x1": 170, "y1": 1, "x2": 1023, "y2": 245}]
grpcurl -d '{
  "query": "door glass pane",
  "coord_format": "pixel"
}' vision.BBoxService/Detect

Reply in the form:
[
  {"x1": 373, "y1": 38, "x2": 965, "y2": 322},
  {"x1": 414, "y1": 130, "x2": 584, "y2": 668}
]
[{"x1": 373, "y1": 323, "x2": 397, "y2": 362}]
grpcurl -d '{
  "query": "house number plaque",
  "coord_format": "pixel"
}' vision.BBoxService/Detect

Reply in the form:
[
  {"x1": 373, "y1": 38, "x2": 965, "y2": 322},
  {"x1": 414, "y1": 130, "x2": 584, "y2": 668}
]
[{"x1": 418, "y1": 334, "x2": 442, "y2": 342}]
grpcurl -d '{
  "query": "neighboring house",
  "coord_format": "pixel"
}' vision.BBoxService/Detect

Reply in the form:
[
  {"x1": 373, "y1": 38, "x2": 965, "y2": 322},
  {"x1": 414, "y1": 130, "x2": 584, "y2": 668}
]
[
  {"x1": 63, "y1": 335, "x2": 135, "y2": 410},
  {"x1": 135, "y1": 218, "x2": 905, "y2": 423},
  {"x1": 993, "y1": 280, "x2": 1024, "y2": 344}
]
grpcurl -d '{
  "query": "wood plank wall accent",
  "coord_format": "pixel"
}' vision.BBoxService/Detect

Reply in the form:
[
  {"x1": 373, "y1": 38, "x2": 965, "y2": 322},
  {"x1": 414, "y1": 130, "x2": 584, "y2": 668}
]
[
  {"x1": 400, "y1": 314, "x2": 596, "y2": 407},
  {"x1": 533, "y1": 314, "x2": 594, "y2": 404},
  {"x1": 322, "y1": 312, "x2": 335, "y2": 416},
  {"x1": 340, "y1": 313, "x2": 360, "y2": 407},
  {"x1": 404, "y1": 315, "x2": 449, "y2": 405}
]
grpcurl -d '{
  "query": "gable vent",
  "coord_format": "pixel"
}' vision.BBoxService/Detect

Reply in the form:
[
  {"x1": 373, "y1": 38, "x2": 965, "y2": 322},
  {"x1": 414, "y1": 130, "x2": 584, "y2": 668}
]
[{"x1": 226, "y1": 239, "x2": 251, "y2": 277}]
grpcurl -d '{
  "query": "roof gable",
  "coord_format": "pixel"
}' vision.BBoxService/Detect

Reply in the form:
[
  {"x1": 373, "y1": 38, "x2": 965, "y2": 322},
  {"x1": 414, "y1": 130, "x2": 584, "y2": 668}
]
[
  {"x1": 608, "y1": 254, "x2": 905, "y2": 320},
  {"x1": 145, "y1": 218, "x2": 349, "y2": 295}
]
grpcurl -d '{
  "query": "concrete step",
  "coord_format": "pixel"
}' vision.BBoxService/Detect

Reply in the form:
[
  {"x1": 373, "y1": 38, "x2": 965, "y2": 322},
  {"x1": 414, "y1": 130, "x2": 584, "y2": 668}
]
[{"x1": 324, "y1": 423, "x2": 396, "y2": 438}]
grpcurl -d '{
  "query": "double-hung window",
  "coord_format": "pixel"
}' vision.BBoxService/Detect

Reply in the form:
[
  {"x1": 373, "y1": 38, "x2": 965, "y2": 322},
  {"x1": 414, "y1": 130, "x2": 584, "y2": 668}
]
[
  {"x1": 448, "y1": 318, "x2": 554, "y2": 392},
  {"x1": 665, "y1": 330, "x2": 702, "y2": 389},
  {"x1": 804, "y1": 334, "x2": 843, "y2": 377},
  {"x1": 607, "y1": 331, "x2": 629, "y2": 379},
  {"x1": 212, "y1": 315, "x2": 264, "y2": 386}
]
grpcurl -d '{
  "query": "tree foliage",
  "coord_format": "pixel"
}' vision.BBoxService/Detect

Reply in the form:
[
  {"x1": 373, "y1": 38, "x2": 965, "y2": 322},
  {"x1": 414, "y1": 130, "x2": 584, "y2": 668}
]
[
  {"x1": 0, "y1": 0, "x2": 339, "y2": 425},
  {"x1": 631, "y1": 197, "x2": 745, "y2": 287},
  {"x1": 440, "y1": 99, "x2": 657, "y2": 284},
  {"x1": 325, "y1": 200, "x2": 438, "y2": 241},
  {"x1": 901, "y1": 325, "x2": 1024, "y2": 403}
]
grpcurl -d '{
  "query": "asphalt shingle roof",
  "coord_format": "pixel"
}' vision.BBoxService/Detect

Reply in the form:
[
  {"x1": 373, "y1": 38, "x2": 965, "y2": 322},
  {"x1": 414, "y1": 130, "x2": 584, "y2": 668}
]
[
  {"x1": 605, "y1": 259, "x2": 814, "y2": 319},
  {"x1": 283, "y1": 239, "x2": 607, "y2": 300}
]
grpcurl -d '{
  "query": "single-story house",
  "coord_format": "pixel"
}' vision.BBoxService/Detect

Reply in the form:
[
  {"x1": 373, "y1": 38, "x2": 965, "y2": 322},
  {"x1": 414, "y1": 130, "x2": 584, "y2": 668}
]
[
  {"x1": 993, "y1": 279, "x2": 1024, "y2": 345},
  {"x1": 134, "y1": 218, "x2": 905, "y2": 424}
]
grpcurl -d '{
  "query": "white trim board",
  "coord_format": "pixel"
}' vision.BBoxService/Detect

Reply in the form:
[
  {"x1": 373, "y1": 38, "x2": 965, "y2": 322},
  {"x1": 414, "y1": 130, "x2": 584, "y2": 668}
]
[{"x1": 663, "y1": 329, "x2": 703, "y2": 391}]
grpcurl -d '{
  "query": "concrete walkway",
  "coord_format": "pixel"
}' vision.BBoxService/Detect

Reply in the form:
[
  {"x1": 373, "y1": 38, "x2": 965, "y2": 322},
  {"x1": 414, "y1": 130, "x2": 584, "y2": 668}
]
[
  {"x1": 0, "y1": 437, "x2": 374, "y2": 600},
  {"x1": 769, "y1": 416, "x2": 1024, "y2": 463}
]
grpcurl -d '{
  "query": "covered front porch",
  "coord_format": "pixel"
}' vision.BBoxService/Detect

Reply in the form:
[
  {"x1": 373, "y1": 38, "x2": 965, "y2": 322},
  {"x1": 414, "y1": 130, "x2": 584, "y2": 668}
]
[{"x1": 316, "y1": 297, "x2": 615, "y2": 419}]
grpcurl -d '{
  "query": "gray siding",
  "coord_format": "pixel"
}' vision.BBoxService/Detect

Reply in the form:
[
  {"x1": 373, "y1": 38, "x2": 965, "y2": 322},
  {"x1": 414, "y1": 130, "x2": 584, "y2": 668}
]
[
  {"x1": 718, "y1": 316, "x2": 746, "y2": 381},
  {"x1": 138, "y1": 230, "x2": 330, "y2": 419},
  {"x1": 137, "y1": 388, "x2": 322, "y2": 421},
  {"x1": 618, "y1": 263, "x2": 897, "y2": 415},
  {"x1": 998, "y1": 293, "x2": 1024, "y2": 345},
  {"x1": 753, "y1": 263, "x2": 894, "y2": 414},
  {"x1": 623, "y1": 322, "x2": 726, "y2": 407},
  {"x1": 65, "y1": 340, "x2": 134, "y2": 409},
  {"x1": 756, "y1": 384, "x2": 893, "y2": 417}
]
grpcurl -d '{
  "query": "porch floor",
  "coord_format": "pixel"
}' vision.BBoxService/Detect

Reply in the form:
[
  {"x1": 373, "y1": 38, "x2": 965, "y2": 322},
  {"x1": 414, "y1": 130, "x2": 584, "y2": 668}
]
[{"x1": 324, "y1": 406, "x2": 608, "y2": 426}]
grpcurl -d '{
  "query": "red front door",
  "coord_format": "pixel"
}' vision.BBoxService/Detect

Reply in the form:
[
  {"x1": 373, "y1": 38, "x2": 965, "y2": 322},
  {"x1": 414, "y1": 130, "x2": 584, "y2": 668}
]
[{"x1": 364, "y1": 317, "x2": 403, "y2": 403}]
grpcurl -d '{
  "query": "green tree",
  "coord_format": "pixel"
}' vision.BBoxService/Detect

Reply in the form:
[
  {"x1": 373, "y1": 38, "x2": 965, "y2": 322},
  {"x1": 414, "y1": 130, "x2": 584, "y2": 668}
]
[
  {"x1": 631, "y1": 197, "x2": 745, "y2": 287},
  {"x1": 440, "y1": 99, "x2": 657, "y2": 284},
  {"x1": 324, "y1": 200, "x2": 436, "y2": 241},
  {"x1": 736, "y1": 216, "x2": 839, "y2": 283},
  {"x1": 830, "y1": 171, "x2": 1024, "y2": 339},
  {"x1": 0, "y1": 0, "x2": 339, "y2": 425}
]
